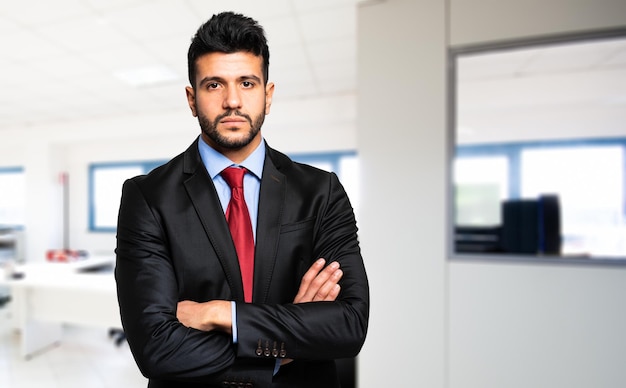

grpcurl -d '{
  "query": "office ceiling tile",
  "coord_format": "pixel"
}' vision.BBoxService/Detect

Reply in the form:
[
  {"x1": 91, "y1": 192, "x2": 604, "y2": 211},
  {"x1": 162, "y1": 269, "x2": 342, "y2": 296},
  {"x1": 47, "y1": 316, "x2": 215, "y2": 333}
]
[
  {"x1": 306, "y1": 37, "x2": 357, "y2": 65},
  {"x1": 30, "y1": 54, "x2": 95, "y2": 80},
  {"x1": 35, "y1": 17, "x2": 132, "y2": 52},
  {"x1": 104, "y1": 0, "x2": 199, "y2": 41},
  {"x1": 0, "y1": 14, "x2": 20, "y2": 31},
  {"x1": 185, "y1": 0, "x2": 293, "y2": 21},
  {"x1": 297, "y1": 6, "x2": 356, "y2": 43},
  {"x1": 291, "y1": 0, "x2": 362, "y2": 12},
  {"x1": 84, "y1": 0, "x2": 151, "y2": 12},
  {"x1": 0, "y1": 29, "x2": 65, "y2": 61},
  {"x1": 263, "y1": 16, "x2": 303, "y2": 47},
  {"x1": 81, "y1": 45, "x2": 166, "y2": 74},
  {"x1": 1, "y1": 0, "x2": 91, "y2": 24}
]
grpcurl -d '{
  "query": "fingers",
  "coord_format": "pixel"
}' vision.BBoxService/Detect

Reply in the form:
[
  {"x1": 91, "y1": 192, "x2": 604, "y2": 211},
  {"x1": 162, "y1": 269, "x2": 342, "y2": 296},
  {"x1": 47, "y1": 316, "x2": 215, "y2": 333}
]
[
  {"x1": 313, "y1": 268, "x2": 342, "y2": 302},
  {"x1": 293, "y1": 258, "x2": 343, "y2": 304},
  {"x1": 295, "y1": 258, "x2": 327, "y2": 300},
  {"x1": 323, "y1": 281, "x2": 341, "y2": 301},
  {"x1": 293, "y1": 259, "x2": 320, "y2": 303}
]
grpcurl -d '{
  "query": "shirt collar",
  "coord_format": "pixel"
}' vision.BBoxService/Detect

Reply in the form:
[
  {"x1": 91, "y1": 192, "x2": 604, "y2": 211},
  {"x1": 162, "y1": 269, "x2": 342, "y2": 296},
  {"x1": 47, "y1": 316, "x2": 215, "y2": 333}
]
[{"x1": 198, "y1": 136, "x2": 266, "y2": 180}]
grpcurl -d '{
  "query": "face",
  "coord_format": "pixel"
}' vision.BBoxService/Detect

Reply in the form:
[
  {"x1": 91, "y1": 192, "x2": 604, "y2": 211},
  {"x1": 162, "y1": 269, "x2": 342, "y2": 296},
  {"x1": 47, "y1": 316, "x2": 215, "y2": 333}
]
[{"x1": 186, "y1": 52, "x2": 274, "y2": 161}]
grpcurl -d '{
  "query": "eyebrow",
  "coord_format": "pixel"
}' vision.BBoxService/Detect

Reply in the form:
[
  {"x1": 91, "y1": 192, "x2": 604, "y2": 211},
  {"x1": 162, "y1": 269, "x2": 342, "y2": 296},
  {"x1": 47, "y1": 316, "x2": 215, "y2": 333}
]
[{"x1": 198, "y1": 74, "x2": 263, "y2": 87}]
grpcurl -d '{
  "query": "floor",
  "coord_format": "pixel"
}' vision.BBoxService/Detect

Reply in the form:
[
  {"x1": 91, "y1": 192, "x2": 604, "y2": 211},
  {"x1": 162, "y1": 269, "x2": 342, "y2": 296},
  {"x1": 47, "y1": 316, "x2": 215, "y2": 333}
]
[{"x1": 0, "y1": 304, "x2": 148, "y2": 388}]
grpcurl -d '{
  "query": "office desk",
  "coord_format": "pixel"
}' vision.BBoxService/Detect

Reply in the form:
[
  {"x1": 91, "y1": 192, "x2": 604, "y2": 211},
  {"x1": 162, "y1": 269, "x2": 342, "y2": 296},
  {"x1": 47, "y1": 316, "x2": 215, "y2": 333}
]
[{"x1": 2, "y1": 257, "x2": 121, "y2": 359}]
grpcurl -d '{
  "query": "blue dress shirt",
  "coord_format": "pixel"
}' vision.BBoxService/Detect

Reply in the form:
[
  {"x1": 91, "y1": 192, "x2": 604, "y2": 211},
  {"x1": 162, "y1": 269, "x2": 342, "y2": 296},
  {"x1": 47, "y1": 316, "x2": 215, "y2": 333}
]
[
  {"x1": 197, "y1": 136, "x2": 266, "y2": 345},
  {"x1": 197, "y1": 136, "x2": 265, "y2": 242}
]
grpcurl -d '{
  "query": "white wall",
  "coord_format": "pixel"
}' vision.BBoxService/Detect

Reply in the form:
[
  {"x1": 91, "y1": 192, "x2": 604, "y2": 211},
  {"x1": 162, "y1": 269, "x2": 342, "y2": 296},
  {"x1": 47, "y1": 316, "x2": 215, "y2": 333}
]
[{"x1": 356, "y1": 0, "x2": 626, "y2": 387}]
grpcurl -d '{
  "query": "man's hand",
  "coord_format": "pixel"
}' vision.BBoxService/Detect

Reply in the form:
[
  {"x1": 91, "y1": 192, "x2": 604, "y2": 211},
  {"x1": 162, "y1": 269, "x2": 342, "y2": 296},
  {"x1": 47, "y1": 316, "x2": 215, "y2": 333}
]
[
  {"x1": 177, "y1": 300, "x2": 232, "y2": 334},
  {"x1": 278, "y1": 258, "x2": 343, "y2": 366},
  {"x1": 293, "y1": 258, "x2": 343, "y2": 303}
]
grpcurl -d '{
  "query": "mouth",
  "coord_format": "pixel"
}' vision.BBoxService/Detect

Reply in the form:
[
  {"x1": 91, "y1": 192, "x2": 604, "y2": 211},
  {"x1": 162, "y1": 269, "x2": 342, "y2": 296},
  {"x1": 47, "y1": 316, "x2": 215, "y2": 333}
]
[
  {"x1": 220, "y1": 118, "x2": 247, "y2": 123},
  {"x1": 220, "y1": 114, "x2": 249, "y2": 126}
]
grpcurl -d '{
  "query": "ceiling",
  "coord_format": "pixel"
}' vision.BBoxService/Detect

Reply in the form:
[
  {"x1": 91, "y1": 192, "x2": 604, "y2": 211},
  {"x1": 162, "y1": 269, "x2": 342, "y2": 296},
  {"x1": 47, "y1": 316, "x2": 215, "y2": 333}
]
[
  {"x1": 0, "y1": 0, "x2": 362, "y2": 131},
  {"x1": 2, "y1": 1, "x2": 624, "y2": 143}
]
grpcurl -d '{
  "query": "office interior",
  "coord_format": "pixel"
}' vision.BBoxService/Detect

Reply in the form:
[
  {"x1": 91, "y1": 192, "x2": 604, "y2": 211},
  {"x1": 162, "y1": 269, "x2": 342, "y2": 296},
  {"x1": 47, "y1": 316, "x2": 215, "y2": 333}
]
[{"x1": 1, "y1": 0, "x2": 626, "y2": 387}]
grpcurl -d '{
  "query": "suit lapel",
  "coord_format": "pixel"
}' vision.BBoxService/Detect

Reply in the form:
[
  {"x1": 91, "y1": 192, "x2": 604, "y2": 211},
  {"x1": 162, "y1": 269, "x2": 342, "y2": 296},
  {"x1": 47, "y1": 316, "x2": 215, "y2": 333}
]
[
  {"x1": 253, "y1": 152, "x2": 286, "y2": 303},
  {"x1": 182, "y1": 141, "x2": 245, "y2": 301}
]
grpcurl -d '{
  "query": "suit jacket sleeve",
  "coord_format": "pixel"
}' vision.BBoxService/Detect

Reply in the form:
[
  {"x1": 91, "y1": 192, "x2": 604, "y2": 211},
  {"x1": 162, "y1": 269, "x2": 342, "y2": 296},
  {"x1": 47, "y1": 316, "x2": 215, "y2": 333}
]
[{"x1": 235, "y1": 168, "x2": 369, "y2": 362}]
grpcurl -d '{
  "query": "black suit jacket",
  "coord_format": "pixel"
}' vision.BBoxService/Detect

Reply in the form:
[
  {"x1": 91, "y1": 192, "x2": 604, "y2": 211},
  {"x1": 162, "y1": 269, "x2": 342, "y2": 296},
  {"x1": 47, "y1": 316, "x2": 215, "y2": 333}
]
[{"x1": 115, "y1": 139, "x2": 369, "y2": 387}]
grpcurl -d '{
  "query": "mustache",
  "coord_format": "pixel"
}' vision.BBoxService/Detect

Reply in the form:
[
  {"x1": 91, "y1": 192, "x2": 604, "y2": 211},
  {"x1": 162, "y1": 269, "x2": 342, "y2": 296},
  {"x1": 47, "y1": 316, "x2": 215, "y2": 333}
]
[{"x1": 216, "y1": 110, "x2": 252, "y2": 124}]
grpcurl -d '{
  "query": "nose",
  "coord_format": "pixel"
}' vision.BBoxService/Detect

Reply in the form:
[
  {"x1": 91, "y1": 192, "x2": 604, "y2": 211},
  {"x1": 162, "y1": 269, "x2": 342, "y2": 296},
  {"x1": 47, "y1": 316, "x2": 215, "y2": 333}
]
[{"x1": 223, "y1": 86, "x2": 242, "y2": 110}]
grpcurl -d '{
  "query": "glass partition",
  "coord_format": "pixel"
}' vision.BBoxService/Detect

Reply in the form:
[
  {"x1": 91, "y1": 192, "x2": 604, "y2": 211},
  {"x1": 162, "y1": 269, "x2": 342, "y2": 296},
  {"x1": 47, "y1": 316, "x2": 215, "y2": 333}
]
[{"x1": 449, "y1": 29, "x2": 626, "y2": 261}]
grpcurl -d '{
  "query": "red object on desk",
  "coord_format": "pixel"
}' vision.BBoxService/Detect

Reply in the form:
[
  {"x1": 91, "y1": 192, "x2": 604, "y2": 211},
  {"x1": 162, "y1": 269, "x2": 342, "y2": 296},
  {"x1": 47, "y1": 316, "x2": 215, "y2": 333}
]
[{"x1": 46, "y1": 249, "x2": 88, "y2": 262}]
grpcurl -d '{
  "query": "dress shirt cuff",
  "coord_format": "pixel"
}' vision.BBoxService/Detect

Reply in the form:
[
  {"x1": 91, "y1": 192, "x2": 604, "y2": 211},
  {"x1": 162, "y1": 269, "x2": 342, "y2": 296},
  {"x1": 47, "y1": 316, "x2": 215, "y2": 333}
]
[{"x1": 231, "y1": 301, "x2": 238, "y2": 343}]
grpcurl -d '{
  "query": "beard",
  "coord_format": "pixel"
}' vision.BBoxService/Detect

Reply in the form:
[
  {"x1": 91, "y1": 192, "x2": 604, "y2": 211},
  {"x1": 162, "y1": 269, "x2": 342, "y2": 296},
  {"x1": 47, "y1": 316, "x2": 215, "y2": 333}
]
[{"x1": 197, "y1": 107, "x2": 266, "y2": 150}]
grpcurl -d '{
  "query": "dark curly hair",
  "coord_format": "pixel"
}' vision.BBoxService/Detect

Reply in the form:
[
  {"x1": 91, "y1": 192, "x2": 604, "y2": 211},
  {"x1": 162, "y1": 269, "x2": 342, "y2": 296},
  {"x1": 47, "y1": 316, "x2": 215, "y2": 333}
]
[{"x1": 187, "y1": 12, "x2": 270, "y2": 88}]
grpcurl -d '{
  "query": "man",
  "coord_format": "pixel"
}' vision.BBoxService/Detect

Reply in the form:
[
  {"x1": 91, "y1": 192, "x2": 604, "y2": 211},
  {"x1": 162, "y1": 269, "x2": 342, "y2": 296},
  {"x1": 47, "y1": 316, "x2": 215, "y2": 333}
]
[{"x1": 115, "y1": 11, "x2": 369, "y2": 388}]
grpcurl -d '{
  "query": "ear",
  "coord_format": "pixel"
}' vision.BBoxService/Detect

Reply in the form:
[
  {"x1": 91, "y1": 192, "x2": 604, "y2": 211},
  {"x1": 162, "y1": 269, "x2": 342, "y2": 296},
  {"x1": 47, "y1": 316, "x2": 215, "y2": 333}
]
[
  {"x1": 185, "y1": 86, "x2": 197, "y2": 117},
  {"x1": 264, "y1": 82, "x2": 275, "y2": 115}
]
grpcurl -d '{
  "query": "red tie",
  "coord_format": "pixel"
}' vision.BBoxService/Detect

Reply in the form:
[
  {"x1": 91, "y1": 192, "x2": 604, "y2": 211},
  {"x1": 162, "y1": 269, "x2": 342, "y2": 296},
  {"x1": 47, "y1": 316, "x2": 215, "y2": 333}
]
[{"x1": 221, "y1": 167, "x2": 255, "y2": 303}]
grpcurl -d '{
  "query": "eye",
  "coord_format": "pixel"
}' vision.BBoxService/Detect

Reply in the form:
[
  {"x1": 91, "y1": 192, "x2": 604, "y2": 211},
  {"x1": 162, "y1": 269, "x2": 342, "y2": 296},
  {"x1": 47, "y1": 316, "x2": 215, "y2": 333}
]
[
  {"x1": 242, "y1": 81, "x2": 254, "y2": 88},
  {"x1": 207, "y1": 82, "x2": 220, "y2": 89}
]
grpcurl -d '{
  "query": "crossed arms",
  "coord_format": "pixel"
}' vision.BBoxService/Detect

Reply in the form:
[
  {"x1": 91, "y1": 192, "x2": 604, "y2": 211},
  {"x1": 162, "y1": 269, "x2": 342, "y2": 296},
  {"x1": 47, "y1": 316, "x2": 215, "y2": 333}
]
[
  {"x1": 177, "y1": 258, "x2": 344, "y2": 335},
  {"x1": 115, "y1": 163, "x2": 369, "y2": 384}
]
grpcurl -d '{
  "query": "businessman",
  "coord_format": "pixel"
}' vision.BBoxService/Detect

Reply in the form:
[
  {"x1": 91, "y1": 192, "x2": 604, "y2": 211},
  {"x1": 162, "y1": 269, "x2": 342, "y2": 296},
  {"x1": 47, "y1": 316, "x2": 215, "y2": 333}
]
[{"x1": 115, "y1": 11, "x2": 369, "y2": 388}]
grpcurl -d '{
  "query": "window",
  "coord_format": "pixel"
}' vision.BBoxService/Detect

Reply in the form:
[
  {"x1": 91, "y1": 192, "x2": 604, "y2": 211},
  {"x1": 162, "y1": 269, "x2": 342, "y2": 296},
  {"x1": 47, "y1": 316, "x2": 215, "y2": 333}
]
[
  {"x1": 521, "y1": 145, "x2": 625, "y2": 256},
  {"x1": 450, "y1": 29, "x2": 626, "y2": 261},
  {"x1": 89, "y1": 161, "x2": 164, "y2": 232},
  {"x1": 454, "y1": 156, "x2": 508, "y2": 226},
  {"x1": 290, "y1": 151, "x2": 360, "y2": 211},
  {"x1": 454, "y1": 139, "x2": 626, "y2": 258},
  {"x1": 0, "y1": 167, "x2": 26, "y2": 228}
]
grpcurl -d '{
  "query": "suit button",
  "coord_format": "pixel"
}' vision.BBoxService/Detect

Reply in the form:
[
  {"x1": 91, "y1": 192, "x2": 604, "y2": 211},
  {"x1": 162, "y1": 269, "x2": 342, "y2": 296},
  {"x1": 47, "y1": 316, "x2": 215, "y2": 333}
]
[{"x1": 255, "y1": 339, "x2": 263, "y2": 356}]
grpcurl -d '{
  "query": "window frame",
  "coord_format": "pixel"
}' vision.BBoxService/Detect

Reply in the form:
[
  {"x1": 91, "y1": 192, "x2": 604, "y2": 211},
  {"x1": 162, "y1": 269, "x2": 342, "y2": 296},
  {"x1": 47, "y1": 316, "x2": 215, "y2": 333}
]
[{"x1": 448, "y1": 28, "x2": 626, "y2": 265}]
